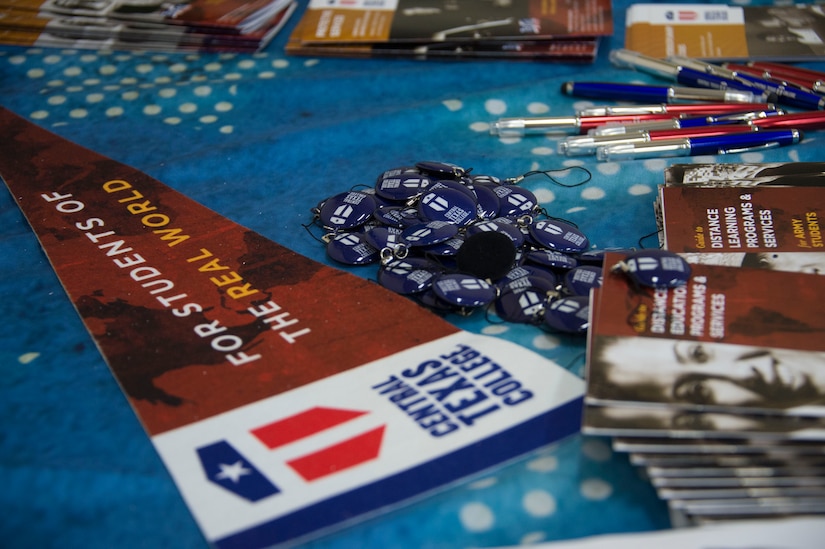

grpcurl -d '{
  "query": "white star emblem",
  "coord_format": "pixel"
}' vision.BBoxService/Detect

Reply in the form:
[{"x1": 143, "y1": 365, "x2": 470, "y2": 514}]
[{"x1": 215, "y1": 460, "x2": 252, "y2": 484}]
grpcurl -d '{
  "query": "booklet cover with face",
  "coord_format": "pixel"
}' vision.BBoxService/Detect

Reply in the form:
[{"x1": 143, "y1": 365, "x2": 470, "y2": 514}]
[{"x1": 585, "y1": 252, "x2": 825, "y2": 417}]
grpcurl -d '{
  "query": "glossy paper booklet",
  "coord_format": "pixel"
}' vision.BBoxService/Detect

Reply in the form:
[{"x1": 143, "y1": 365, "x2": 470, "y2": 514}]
[
  {"x1": 656, "y1": 183, "x2": 825, "y2": 274},
  {"x1": 663, "y1": 162, "x2": 825, "y2": 188},
  {"x1": 286, "y1": 0, "x2": 612, "y2": 61},
  {"x1": 0, "y1": 106, "x2": 585, "y2": 548},
  {"x1": 625, "y1": 3, "x2": 825, "y2": 61},
  {"x1": 585, "y1": 252, "x2": 825, "y2": 416},
  {"x1": 0, "y1": 0, "x2": 296, "y2": 51}
]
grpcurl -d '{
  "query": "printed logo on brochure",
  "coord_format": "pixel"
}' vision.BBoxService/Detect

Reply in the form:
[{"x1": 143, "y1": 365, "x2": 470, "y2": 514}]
[
  {"x1": 665, "y1": 10, "x2": 699, "y2": 21},
  {"x1": 197, "y1": 406, "x2": 386, "y2": 502}
]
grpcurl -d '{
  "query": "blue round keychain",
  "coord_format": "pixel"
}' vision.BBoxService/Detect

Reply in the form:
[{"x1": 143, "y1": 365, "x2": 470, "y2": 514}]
[
  {"x1": 493, "y1": 185, "x2": 539, "y2": 218},
  {"x1": 525, "y1": 248, "x2": 579, "y2": 270},
  {"x1": 432, "y1": 273, "x2": 497, "y2": 308},
  {"x1": 417, "y1": 187, "x2": 478, "y2": 226},
  {"x1": 420, "y1": 235, "x2": 465, "y2": 257},
  {"x1": 494, "y1": 275, "x2": 557, "y2": 324},
  {"x1": 465, "y1": 218, "x2": 525, "y2": 248},
  {"x1": 364, "y1": 225, "x2": 407, "y2": 254},
  {"x1": 401, "y1": 220, "x2": 459, "y2": 247},
  {"x1": 542, "y1": 295, "x2": 590, "y2": 334},
  {"x1": 562, "y1": 265, "x2": 603, "y2": 296},
  {"x1": 528, "y1": 218, "x2": 589, "y2": 253},
  {"x1": 326, "y1": 232, "x2": 380, "y2": 265},
  {"x1": 317, "y1": 190, "x2": 377, "y2": 231},
  {"x1": 498, "y1": 264, "x2": 558, "y2": 288},
  {"x1": 415, "y1": 160, "x2": 468, "y2": 179},
  {"x1": 373, "y1": 205, "x2": 421, "y2": 228},
  {"x1": 611, "y1": 249, "x2": 691, "y2": 288},
  {"x1": 468, "y1": 183, "x2": 500, "y2": 220},
  {"x1": 378, "y1": 257, "x2": 439, "y2": 294},
  {"x1": 375, "y1": 171, "x2": 433, "y2": 201}
]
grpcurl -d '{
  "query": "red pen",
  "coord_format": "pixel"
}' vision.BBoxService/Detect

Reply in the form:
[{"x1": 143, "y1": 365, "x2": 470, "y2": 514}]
[
  {"x1": 589, "y1": 109, "x2": 781, "y2": 136},
  {"x1": 577, "y1": 102, "x2": 778, "y2": 117},
  {"x1": 747, "y1": 62, "x2": 825, "y2": 80},
  {"x1": 576, "y1": 113, "x2": 694, "y2": 133},
  {"x1": 725, "y1": 63, "x2": 819, "y2": 95},
  {"x1": 750, "y1": 110, "x2": 825, "y2": 131},
  {"x1": 743, "y1": 62, "x2": 825, "y2": 94}
]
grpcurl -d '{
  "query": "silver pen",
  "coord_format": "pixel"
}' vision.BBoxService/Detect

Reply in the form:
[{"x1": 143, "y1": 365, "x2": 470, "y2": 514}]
[
  {"x1": 590, "y1": 109, "x2": 782, "y2": 137},
  {"x1": 490, "y1": 116, "x2": 584, "y2": 136},
  {"x1": 596, "y1": 129, "x2": 802, "y2": 161},
  {"x1": 609, "y1": 49, "x2": 680, "y2": 79},
  {"x1": 490, "y1": 113, "x2": 681, "y2": 136},
  {"x1": 559, "y1": 125, "x2": 755, "y2": 156}
]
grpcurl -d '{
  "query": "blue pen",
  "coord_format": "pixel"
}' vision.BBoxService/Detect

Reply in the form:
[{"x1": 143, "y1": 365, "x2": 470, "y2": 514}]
[
  {"x1": 608, "y1": 50, "x2": 778, "y2": 104},
  {"x1": 561, "y1": 82, "x2": 758, "y2": 104},
  {"x1": 670, "y1": 65, "x2": 788, "y2": 107},
  {"x1": 670, "y1": 56, "x2": 825, "y2": 111},
  {"x1": 596, "y1": 128, "x2": 802, "y2": 161}
]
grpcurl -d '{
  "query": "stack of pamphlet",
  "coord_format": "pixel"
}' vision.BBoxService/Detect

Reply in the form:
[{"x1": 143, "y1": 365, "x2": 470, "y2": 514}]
[
  {"x1": 0, "y1": 0, "x2": 297, "y2": 52},
  {"x1": 583, "y1": 162, "x2": 825, "y2": 525},
  {"x1": 285, "y1": 0, "x2": 613, "y2": 62},
  {"x1": 625, "y1": 3, "x2": 825, "y2": 61}
]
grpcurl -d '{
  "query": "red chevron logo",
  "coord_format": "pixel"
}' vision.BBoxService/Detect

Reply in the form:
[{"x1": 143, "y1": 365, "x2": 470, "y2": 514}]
[{"x1": 251, "y1": 406, "x2": 385, "y2": 482}]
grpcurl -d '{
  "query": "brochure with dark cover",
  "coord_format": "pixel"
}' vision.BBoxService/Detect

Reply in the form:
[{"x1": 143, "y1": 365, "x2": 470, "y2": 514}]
[
  {"x1": 286, "y1": 28, "x2": 600, "y2": 61},
  {"x1": 0, "y1": 0, "x2": 296, "y2": 51},
  {"x1": 285, "y1": 0, "x2": 610, "y2": 61},
  {"x1": 292, "y1": 0, "x2": 612, "y2": 44},
  {"x1": 586, "y1": 252, "x2": 825, "y2": 416},
  {"x1": 663, "y1": 162, "x2": 825, "y2": 188},
  {"x1": 659, "y1": 185, "x2": 825, "y2": 254}
]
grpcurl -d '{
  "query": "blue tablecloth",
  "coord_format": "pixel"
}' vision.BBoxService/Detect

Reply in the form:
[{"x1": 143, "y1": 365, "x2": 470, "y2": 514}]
[{"x1": 2, "y1": 1, "x2": 824, "y2": 547}]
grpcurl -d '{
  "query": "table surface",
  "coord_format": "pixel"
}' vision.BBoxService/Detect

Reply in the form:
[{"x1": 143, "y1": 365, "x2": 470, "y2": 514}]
[{"x1": 2, "y1": 1, "x2": 824, "y2": 548}]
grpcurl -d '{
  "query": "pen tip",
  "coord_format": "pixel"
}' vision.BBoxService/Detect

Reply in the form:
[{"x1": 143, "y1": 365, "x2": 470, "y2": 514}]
[{"x1": 561, "y1": 82, "x2": 573, "y2": 95}]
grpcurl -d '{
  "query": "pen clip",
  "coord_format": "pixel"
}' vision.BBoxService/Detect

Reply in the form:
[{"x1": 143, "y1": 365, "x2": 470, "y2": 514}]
[
  {"x1": 721, "y1": 141, "x2": 781, "y2": 155},
  {"x1": 609, "y1": 49, "x2": 680, "y2": 79}
]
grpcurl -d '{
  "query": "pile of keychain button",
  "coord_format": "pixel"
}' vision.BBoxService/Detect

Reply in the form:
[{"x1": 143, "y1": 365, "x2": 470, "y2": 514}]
[{"x1": 310, "y1": 160, "x2": 602, "y2": 335}]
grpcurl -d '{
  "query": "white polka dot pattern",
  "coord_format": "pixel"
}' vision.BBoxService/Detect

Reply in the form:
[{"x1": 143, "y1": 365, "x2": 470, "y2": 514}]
[{"x1": 3, "y1": 49, "x2": 302, "y2": 135}]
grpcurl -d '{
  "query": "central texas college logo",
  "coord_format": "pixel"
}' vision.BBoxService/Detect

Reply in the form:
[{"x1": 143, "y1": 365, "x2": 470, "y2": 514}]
[
  {"x1": 665, "y1": 10, "x2": 699, "y2": 21},
  {"x1": 197, "y1": 407, "x2": 386, "y2": 502}
]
